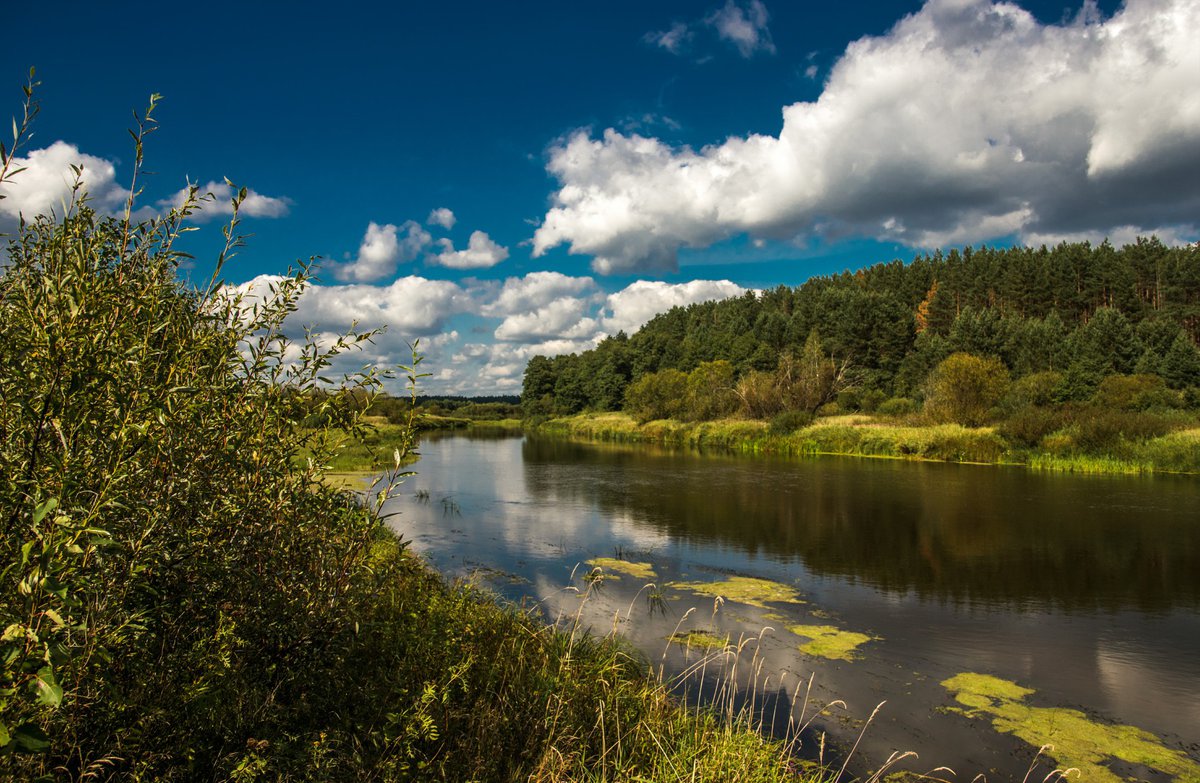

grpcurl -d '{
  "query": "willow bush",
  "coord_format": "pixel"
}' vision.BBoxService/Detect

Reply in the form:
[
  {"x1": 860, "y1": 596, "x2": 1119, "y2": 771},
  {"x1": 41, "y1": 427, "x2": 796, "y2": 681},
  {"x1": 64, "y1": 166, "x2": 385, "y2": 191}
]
[{"x1": 0, "y1": 91, "x2": 412, "y2": 777}]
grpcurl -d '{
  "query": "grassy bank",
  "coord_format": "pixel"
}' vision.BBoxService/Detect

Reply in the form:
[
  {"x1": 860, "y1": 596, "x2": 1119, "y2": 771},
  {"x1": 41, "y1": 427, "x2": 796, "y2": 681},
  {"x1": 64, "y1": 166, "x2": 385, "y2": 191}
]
[
  {"x1": 531, "y1": 412, "x2": 1200, "y2": 476},
  {"x1": 243, "y1": 528, "x2": 809, "y2": 782}
]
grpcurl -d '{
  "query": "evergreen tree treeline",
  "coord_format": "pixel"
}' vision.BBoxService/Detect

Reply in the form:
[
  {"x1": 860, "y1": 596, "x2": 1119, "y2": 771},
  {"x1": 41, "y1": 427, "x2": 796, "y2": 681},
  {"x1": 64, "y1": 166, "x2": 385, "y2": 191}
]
[{"x1": 522, "y1": 238, "x2": 1200, "y2": 416}]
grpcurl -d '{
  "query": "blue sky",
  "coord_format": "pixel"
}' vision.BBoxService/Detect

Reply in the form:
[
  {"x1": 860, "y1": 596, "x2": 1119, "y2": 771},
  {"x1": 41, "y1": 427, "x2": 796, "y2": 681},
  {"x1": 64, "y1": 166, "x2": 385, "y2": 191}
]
[{"x1": 4, "y1": 0, "x2": 1196, "y2": 394}]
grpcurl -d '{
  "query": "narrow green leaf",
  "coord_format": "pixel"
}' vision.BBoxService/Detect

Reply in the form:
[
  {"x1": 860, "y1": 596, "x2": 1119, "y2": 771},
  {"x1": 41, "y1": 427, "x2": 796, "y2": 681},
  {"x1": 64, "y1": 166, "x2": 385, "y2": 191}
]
[{"x1": 32, "y1": 498, "x2": 57, "y2": 525}]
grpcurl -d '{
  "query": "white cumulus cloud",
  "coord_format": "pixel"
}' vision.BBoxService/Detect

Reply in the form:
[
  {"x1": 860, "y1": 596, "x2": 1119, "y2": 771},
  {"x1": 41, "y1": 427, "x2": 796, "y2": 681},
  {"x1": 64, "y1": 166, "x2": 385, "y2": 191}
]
[
  {"x1": 432, "y1": 230, "x2": 510, "y2": 269},
  {"x1": 158, "y1": 180, "x2": 290, "y2": 221},
  {"x1": 481, "y1": 271, "x2": 597, "y2": 316},
  {"x1": 427, "y1": 207, "x2": 456, "y2": 229},
  {"x1": 602, "y1": 279, "x2": 747, "y2": 334},
  {"x1": 494, "y1": 298, "x2": 599, "y2": 342},
  {"x1": 335, "y1": 221, "x2": 432, "y2": 283},
  {"x1": 0, "y1": 141, "x2": 126, "y2": 227},
  {"x1": 222, "y1": 273, "x2": 750, "y2": 396},
  {"x1": 536, "y1": 0, "x2": 1200, "y2": 274}
]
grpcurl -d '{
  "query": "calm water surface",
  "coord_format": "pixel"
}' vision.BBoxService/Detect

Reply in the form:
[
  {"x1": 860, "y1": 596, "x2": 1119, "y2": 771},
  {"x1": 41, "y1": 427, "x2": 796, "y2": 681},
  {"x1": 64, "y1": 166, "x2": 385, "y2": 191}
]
[{"x1": 383, "y1": 433, "x2": 1200, "y2": 781}]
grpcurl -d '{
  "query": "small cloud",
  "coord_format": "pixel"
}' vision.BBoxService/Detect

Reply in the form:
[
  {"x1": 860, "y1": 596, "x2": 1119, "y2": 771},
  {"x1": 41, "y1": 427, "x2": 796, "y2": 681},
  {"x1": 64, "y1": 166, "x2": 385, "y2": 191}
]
[
  {"x1": 334, "y1": 220, "x2": 431, "y2": 283},
  {"x1": 432, "y1": 230, "x2": 509, "y2": 270},
  {"x1": 706, "y1": 0, "x2": 775, "y2": 58},
  {"x1": 644, "y1": 21, "x2": 692, "y2": 54},
  {"x1": 159, "y1": 180, "x2": 290, "y2": 222},
  {"x1": 620, "y1": 113, "x2": 683, "y2": 134},
  {"x1": 427, "y1": 207, "x2": 456, "y2": 229},
  {"x1": 804, "y1": 64, "x2": 819, "y2": 79}
]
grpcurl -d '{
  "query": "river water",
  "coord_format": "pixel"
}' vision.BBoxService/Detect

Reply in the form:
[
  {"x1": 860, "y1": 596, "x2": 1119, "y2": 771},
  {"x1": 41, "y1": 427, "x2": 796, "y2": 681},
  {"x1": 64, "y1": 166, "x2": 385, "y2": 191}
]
[{"x1": 382, "y1": 432, "x2": 1200, "y2": 781}]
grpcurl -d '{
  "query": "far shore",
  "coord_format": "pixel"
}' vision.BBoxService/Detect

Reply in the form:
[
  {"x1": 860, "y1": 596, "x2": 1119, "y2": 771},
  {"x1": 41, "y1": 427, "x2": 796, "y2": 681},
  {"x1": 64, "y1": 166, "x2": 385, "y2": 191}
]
[{"x1": 526, "y1": 411, "x2": 1200, "y2": 477}]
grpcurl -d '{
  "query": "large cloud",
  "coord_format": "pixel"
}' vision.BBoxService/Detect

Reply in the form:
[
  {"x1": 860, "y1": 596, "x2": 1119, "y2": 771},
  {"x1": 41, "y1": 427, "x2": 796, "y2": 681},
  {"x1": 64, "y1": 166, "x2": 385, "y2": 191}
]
[
  {"x1": 535, "y1": 0, "x2": 1200, "y2": 274},
  {"x1": 483, "y1": 271, "x2": 602, "y2": 343},
  {"x1": 481, "y1": 271, "x2": 597, "y2": 316},
  {"x1": 234, "y1": 273, "x2": 466, "y2": 337},
  {"x1": 0, "y1": 141, "x2": 127, "y2": 228}
]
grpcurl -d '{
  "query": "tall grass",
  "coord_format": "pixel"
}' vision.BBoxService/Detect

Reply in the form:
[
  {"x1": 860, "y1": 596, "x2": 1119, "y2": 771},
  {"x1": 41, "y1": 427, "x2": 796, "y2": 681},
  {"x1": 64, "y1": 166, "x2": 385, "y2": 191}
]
[
  {"x1": 531, "y1": 412, "x2": 1200, "y2": 475},
  {"x1": 531, "y1": 414, "x2": 1011, "y2": 465}
]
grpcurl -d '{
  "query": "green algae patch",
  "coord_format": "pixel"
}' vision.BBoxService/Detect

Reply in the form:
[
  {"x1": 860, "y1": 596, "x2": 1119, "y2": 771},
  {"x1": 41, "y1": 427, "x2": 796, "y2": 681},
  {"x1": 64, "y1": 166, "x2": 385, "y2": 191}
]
[
  {"x1": 669, "y1": 576, "x2": 805, "y2": 609},
  {"x1": 942, "y1": 673, "x2": 1200, "y2": 783},
  {"x1": 586, "y1": 558, "x2": 656, "y2": 580},
  {"x1": 788, "y1": 624, "x2": 876, "y2": 661},
  {"x1": 668, "y1": 629, "x2": 730, "y2": 650}
]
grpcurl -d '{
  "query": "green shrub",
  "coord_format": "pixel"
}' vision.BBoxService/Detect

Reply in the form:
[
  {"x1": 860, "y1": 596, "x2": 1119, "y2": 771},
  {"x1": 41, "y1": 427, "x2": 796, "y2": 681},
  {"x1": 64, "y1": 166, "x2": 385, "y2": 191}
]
[
  {"x1": 769, "y1": 409, "x2": 815, "y2": 435},
  {"x1": 624, "y1": 369, "x2": 689, "y2": 423},
  {"x1": 1185, "y1": 387, "x2": 1200, "y2": 410},
  {"x1": 684, "y1": 360, "x2": 738, "y2": 421},
  {"x1": 923, "y1": 353, "x2": 1010, "y2": 426},
  {"x1": 736, "y1": 370, "x2": 784, "y2": 419},
  {"x1": 998, "y1": 406, "x2": 1069, "y2": 449},
  {"x1": 0, "y1": 187, "x2": 411, "y2": 772},
  {"x1": 1071, "y1": 408, "x2": 1176, "y2": 451},
  {"x1": 858, "y1": 388, "x2": 888, "y2": 413},
  {"x1": 836, "y1": 389, "x2": 860, "y2": 411},
  {"x1": 1004, "y1": 370, "x2": 1064, "y2": 409},
  {"x1": 877, "y1": 397, "x2": 917, "y2": 416},
  {"x1": 1092, "y1": 374, "x2": 1179, "y2": 411}
]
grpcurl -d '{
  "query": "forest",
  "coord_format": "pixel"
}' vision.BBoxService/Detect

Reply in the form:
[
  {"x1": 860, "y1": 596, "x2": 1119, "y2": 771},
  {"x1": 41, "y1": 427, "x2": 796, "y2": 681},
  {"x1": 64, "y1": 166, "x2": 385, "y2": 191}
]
[{"x1": 522, "y1": 239, "x2": 1200, "y2": 422}]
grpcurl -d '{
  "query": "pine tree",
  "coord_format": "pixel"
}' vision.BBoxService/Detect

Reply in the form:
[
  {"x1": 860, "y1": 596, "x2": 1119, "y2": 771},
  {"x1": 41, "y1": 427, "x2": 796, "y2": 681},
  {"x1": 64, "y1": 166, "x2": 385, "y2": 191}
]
[{"x1": 1161, "y1": 332, "x2": 1200, "y2": 389}]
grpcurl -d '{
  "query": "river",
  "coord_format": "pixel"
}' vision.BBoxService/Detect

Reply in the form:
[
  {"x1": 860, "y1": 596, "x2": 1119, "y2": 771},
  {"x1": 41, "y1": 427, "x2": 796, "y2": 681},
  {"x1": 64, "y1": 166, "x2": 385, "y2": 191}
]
[{"x1": 382, "y1": 431, "x2": 1200, "y2": 782}]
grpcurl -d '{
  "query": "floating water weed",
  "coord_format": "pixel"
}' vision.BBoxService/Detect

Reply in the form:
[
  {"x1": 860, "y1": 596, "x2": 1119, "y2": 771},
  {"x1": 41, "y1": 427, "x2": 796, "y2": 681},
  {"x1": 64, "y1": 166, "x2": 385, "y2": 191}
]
[
  {"x1": 671, "y1": 575, "x2": 807, "y2": 609},
  {"x1": 587, "y1": 557, "x2": 657, "y2": 580},
  {"x1": 788, "y1": 624, "x2": 879, "y2": 661},
  {"x1": 942, "y1": 673, "x2": 1200, "y2": 783}
]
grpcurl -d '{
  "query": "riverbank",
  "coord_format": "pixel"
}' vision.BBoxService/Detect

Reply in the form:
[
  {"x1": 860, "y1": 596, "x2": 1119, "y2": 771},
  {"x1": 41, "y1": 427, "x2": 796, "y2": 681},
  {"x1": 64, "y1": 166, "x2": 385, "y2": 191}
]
[
  {"x1": 310, "y1": 529, "x2": 810, "y2": 782},
  {"x1": 529, "y1": 412, "x2": 1200, "y2": 476}
]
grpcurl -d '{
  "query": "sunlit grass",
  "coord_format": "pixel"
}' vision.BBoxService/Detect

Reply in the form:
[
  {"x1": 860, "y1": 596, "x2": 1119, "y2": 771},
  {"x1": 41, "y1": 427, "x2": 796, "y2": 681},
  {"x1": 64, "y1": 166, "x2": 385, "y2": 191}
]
[{"x1": 532, "y1": 412, "x2": 1200, "y2": 475}]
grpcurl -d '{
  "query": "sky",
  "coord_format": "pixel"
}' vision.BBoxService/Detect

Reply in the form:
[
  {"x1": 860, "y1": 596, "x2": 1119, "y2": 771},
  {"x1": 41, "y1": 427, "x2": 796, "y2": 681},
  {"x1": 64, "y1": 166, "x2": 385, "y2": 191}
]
[{"x1": 4, "y1": 0, "x2": 1198, "y2": 395}]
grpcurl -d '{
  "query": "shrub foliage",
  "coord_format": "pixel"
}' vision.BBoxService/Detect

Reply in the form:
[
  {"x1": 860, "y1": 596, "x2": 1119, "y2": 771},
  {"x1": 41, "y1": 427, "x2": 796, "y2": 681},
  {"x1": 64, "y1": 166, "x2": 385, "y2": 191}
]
[{"x1": 0, "y1": 106, "x2": 404, "y2": 773}]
